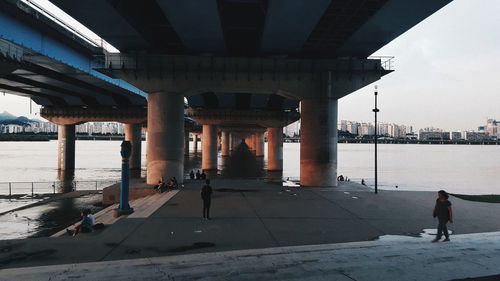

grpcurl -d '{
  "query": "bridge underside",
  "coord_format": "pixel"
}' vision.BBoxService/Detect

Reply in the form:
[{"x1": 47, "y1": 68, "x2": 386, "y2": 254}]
[
  {"x1": 51, "y1": 0, "x2": 452, "y2": 59},
  {"x1": 10, "y1": 0, "x2": 454, "y2": 187}
]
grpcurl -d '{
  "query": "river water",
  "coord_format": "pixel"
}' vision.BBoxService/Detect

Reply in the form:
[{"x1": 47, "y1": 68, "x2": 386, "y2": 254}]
[
  {"x1": 0, "y1": 140, "x2": 499, "y2": 239},
  {"x1": 0, "y1": 140, "x2": 499, "y2": 195}
]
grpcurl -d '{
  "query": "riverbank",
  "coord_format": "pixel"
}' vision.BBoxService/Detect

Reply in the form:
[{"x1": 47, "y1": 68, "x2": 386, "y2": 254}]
[
  {"x1": 0, "y1": 191, "x2": 105, "y2": 239},
  {"x1": 0, "y1": 134, "x2": 50, "y2": 141},
  {"x1": 0, "y1": 134, "x2": 146, "y2": 141},
  {"x1": 1, "y1": 179, "x2": 500, "y2": 270},
  {"x1": 451, "y1": 194, "x2": 500, "y2": 203}
]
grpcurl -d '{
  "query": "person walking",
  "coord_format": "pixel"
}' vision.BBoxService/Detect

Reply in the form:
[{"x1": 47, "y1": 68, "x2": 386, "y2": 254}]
[
  {"x1": 201, "y1": 179, "x2": 213, "y2": 220},
  {"x1": 432, "y1": 190, "x2": 453, "y2": 242}
]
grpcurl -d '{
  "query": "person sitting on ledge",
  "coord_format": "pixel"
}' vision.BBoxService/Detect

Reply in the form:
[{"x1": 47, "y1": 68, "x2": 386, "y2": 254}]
[
  {"x1": 196, "y1": 170, "x2": 201, "y2": 180},
  {"x1": 190, "y1": 170, "x2": 195, "y2": 180},
  {"x1": 155, "y1": 177, "x2": 166, "y2": 193},
  {"x1": 200, "y1": 171, "x2": 207, "y2": 180},
  {"x1": 67, "y1": 209, "x2": 93, "y2": 236},
  {"x1": 171, "y1": 177, "x2": 179, "y2": 189}
]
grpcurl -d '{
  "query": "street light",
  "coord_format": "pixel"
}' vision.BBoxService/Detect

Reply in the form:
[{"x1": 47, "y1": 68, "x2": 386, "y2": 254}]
[{"x1": 372, "y1": 85, "x2": 379, "y2": 194}]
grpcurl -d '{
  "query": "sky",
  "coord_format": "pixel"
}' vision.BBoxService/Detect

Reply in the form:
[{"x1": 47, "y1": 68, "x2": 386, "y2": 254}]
[{"x1": 0, "y1": 0, "x2": 499, "y2": 131}]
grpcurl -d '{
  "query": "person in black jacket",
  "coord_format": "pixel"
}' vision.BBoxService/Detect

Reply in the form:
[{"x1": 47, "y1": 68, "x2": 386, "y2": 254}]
[
  {"x1": 201, "y1": 179, "x2": 213, "y2": 220},
  {"x1": 432, "y1": 190, "x2": 453, "y2": 242}
]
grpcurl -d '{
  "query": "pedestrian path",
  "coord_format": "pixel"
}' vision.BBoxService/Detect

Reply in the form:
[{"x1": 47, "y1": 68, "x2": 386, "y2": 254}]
[
  {"x1": 2, "y1": 231, "x2": 500, "y2": 281},
  {"x1": 2, "y1": 180, "x2": 500, "y2": 274}
]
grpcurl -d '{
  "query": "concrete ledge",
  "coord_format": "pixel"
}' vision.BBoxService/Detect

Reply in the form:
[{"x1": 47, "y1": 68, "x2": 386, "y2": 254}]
[{"x1": 103, "y1": 179, "x2": 156, "y2": 205}]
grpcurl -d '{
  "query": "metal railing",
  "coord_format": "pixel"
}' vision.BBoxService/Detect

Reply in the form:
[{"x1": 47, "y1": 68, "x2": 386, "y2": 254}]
[
  {"x1": 21, "y1": 0, "x2": 117, "y2": 52},
  {"x1": 0, "y1": 180, "x2": 120, "y2": 197},
  {"x1": 368, "y1": 56, "x2": 395, "y2": 71},
  {"x1": 0, "y1": 38, "x2": 24, "y2": 61}
]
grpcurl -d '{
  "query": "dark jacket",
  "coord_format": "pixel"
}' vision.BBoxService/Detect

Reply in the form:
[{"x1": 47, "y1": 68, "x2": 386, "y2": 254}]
[
  {"x1": 201, "y1": 185, "x2": 212, "y2": 201},
  {"x1": 433, "y1": 199, "x2": 452, "y2": 220}
]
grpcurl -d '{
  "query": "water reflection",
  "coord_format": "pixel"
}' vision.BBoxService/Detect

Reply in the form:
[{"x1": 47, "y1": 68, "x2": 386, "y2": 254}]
[
  {"x1": 219, "y1": 143, "x2": 265, "y2": 178},
  {"x1": 184, "y1": 143, "x2": 282, "y2": 180}
]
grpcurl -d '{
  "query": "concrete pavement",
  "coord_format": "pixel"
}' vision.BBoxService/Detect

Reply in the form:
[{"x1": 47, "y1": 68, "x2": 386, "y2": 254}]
[
  {"x1": 1, "y1": 179, "x2": 500, "y2": 278},
  {"x1": 2, "y1": 231, "x2": 500, "y2": 281}
]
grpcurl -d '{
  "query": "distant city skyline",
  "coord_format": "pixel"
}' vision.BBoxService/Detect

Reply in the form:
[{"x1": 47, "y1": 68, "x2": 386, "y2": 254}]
[{"x1": 1, "y1": 0, "x2": 500, "y2": 131}]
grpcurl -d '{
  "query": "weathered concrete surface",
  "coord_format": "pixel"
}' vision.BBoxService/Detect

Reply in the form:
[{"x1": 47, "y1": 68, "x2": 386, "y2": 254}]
[
  {"x1": 267, "y1": 127, "x2": 283, "y2": 170},
  {"x1": 146, "y1": 93, "x2": 184, "y2": 184},
  {"x1": 202, "y1": 125, "x2": 217, "y2": 170},
  {"x1": 124, "y1": 123, "x2": 142, "y2": 175},
  {"x1": 2, "y1": 231, "x2": 500, "y2": 281},
  {"x1": 1, "y1": 180, "x2": 500, "y2": 274},
  {"x1": 102, "y1": 179, "x2": 156, "y2": 205},
  {"x1": 300, "y1": 98, "x2": 338, "y2": 187},
  {"x1": 57, "y1": 124, "x2": 75, "y2": 171}
]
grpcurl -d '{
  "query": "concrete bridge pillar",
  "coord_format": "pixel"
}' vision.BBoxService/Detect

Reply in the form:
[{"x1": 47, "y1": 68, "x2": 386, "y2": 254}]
[
  {"x1": 184, "y1": 131, "x2": 190, "y2": 155},
  {"x1": 221, "y1": 131, "x2": 230, "y2": 157},
  {"x1": 300, "y1": 98, "x2": 338, "y2": 187},
  {"x1": 58, "y1": 124, "x2": 76, "y2": 171},
  {"x1": 229, "y1": 133, "x2": 234, "y2": 151},
  {"x1": 125, "y1": 123, "x2": 142, "y2": 177},
  {"x1": 217, "y1": 133, "x2": 222, "y2": 151},
  {"x1": 246, "y1": 136, "x2": 255, "y2": 151},
  {"x1": 255, "y1": 133, "x2": 264, "y2": 157},
  {"x1": 267, "y1": 127, "x2": 283, "y2": 171},
  {"x1": 202, "y1": 125, "x2": 218, "y2": 170},
  {"x1": 193, "y1": 134, "x2": 199, "y2": 153},
  {"x1": 146, "y1": 93, "x2": 184, "y2": 184}
]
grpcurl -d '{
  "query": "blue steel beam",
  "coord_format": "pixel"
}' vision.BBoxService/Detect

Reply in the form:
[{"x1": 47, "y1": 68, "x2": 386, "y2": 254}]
[{"x1": 0, "y1": 8, "x2": 147, "y2": 101}]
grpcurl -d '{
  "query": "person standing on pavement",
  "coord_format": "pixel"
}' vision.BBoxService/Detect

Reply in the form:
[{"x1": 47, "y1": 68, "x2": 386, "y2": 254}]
[
  {"x1": 201, "y1": 179, "x2": 213, "y2": 220},
  {"x1": 432, "y1": 190, "x2": 453, "y2": 242}
]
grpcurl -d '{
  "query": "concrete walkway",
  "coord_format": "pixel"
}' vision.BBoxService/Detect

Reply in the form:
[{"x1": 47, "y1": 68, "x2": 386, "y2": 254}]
[
  {"x1": 1, "y1": 179, "x2": 500, "y2": 277},
  {"x1": 2, "y1": 231, "x2": 500, "y2": 281}
]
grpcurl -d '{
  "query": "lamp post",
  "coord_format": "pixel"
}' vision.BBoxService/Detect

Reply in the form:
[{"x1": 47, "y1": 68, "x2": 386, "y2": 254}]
[
  {"x1": 114, "y1": 141, "x2": 134, "y2": 217},
  {"x1": 372, "y1": 85, "x2": 379, "y2": 194}
]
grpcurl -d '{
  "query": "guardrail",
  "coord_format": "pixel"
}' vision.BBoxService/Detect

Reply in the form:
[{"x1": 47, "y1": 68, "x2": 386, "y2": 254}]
[
  {"x1": 0, "y1": 180, "x2": 120, "y2": 197},
  {"x1": 0, "y1": 38, "x2": 24, "y2": 61},
  {"x1": 22, "y1": 0, "x2": 117, "y2": 52},
  {"x1": 368, "y1": 56, "x2": 395, "y2": 71}
]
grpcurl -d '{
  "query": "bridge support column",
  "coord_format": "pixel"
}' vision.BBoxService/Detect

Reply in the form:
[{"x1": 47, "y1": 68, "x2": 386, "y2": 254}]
[
  {"x1": 193, "y1": 134, "x2": 199, "y2": 153},
  {"x1": 229, "y1": 133, "x2": 234, "y2": 151},
  {"x1": 146, "y1": 93, "x2": 184, "y2": 184},
  {"x1": 267, "y1": 127, "x2": 283, "y2": 171},
  {"x1": 217, "y1": 133, "x2": 221, "y2": 151},
  {"x1": 125, "y1": 123, "x2": 142, "y2": 178},
  {"x1": 255, "y1": 133, "x2": 264, "y2": 157},
  {"x1": 246, "y1": 136, "x2": 255, "y2": 151},
  {"x1": 202, "y1": 125, "x2": 218, "y2": 170},
  {"x1": 221, "y1": 131, "x2": 230, "y2": 157},
  {"x1": 300, "y1": 98, "x2": 338, "y2": 187},
  {"x1": 184, "y1": 131, "x2": 190, "y2": 155},
  {"x1": 58, "y1": 124, "x2": 76, "y2": 171}
]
